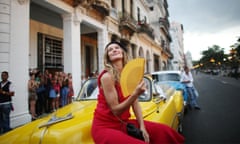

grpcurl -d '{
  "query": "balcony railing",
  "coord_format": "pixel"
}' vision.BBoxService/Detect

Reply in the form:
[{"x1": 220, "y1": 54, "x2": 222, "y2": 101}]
[
  {"x1": 119, "y1": 11, "x2": 138, "y2": 35},
  {"x1": 92, "y1": 0, "x2": 110, "y2": 16},
  {"x1": 63, "y1": 0, "x2": 110, "y2": 16},
  {"x1": 159, "y1": 17, "x2": 169, "y2": 30},
  {"x1": 137, "y1": 21, "x2": 155, "y2": 39},
  {"x1": 70, "y1": 0, "x2": 95, "y2": 7},
  {"x1": 162, "y1": 47, "x2": 173, "y2": 59}
]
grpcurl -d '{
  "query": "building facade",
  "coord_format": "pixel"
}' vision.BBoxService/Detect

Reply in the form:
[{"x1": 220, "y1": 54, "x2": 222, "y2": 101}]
[
  {"x1": 169, "y1": 21, "x2": 185, "y2": 70},
  {"x1": 185, "y1": 51, "x2": 193, "y2": 69},
  {"x1": 0, "y1": 0, "x2": 172, "y2": 127}
]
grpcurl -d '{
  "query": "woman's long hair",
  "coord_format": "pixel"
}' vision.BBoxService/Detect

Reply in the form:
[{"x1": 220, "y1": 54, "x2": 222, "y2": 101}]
[{"x1": 103, "y1": 44, "x2": 130, "y2": 82}]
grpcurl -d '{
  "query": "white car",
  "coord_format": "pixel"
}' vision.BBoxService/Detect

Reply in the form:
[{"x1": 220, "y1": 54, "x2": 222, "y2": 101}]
[
  {"x1": 151, "y1": 70, "x2": 188, "y2": 104},
  {"x1": 151, "y1": 70, "x2": 186, "y2": 132},
  {"x1": 151, "y1": 70, "x2": 182, "y2": 82}
]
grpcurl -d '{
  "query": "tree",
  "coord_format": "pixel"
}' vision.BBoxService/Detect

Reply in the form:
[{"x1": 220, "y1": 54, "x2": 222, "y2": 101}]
[{"x1": 199, "y1": 45, "x2": 225, "y2": 69}]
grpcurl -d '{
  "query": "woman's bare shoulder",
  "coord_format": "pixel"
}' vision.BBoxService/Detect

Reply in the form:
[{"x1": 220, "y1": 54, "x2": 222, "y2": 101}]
[
  {"x1": 101, "y1": 72, "x2": 111, "y2": 80},
  {"x1": 101, "y1": 72, "x2": 114, "y2": 84}
]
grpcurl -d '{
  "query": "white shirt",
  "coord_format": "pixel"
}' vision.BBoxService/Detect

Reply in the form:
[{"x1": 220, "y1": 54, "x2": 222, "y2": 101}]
[{"x1": 180, "y1": 71, "x2": 194, "y2": 87}]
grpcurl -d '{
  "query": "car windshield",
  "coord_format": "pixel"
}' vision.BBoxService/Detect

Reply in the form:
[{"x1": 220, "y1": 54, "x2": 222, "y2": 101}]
[
  {"x1": 152, "y1": 73, "x2": 180, "y2": 82},
  {"x1": 76, "y1": 77, "x2": 152, "y2": 101},
  {"x1": 77, "y1": 78, "x2": 98, "y2": 100},
  {"x1": 153, "y1": 82, "x2": 167, "y2": 98}
]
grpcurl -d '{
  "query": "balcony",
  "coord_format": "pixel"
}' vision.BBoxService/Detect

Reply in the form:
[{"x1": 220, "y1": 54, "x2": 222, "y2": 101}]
[
  {"x1": 159, "y1": 17, "x2": 169, "y2": 31},
  {"x1": 137, "y1": 20, "x2": 155, "y2": 40},
  {"x1": 62, "y1": 0, "x2": 94, "y2": 7},
  {"x1": 62, "y1": 0, "x2": 110, "y2": 16},
  {"x1": 92, "y1": 0, "x2": 110, "y2": 16},
  {"x1": 166, "y1": 48, "x2": 173, "y2": 59},
  {"x1": 161, "y1": 46, "x2": 173, "y2": 59},
  {"x1": 119, "y1": 11, "x2": 138, "y2": 36},
  {"x1": 159, "y1": 17, "x2": 171, "y2": 42}
]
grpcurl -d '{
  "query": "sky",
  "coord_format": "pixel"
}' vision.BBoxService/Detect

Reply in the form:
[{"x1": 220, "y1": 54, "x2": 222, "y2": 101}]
[{"x1": 167, "y1": 0, "x2": 240, "y2": 61}]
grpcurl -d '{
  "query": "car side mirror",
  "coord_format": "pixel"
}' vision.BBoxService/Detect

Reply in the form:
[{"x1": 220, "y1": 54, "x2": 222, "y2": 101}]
[{"x1": 138, "y1": 76, "x2": 152, "y2": 101}]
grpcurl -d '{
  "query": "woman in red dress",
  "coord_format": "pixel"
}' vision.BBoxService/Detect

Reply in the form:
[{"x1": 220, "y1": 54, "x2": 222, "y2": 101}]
[{"x1": 91, "y1": 41, "x2": 184, "y2": 144}]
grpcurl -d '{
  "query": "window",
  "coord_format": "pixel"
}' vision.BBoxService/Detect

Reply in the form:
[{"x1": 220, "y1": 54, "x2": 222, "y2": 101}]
[
  {"x1": 130, "y1": 0, "x2": 133, "y2": 17},
  {"x1": 122, "y1": 0, "x2": 125, "y2": 12},
  {"x1": 137, "y1": 7, "x2": 140, "y2": 22},
  {"x1": 152, "y1": 73, "x2": 181, "y2": 82},
  {"x1": 111, "y1": 0, "x2": 115, "y2": 8},
  {"x1": 44, "y1": 36, "x2": 63, "y2": 68},
  {"x1": 38, "y1": 33, "x2": 63, "y2": 71}
]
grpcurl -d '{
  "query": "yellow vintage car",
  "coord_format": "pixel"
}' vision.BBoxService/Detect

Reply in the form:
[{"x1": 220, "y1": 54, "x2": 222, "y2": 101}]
[{"x1": 0, "y1": 76, "x2": 184, "y2": 144}]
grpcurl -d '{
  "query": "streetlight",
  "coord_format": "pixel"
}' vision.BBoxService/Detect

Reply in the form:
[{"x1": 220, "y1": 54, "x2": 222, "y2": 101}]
[
  {"x1": 230, "y1": 48, "x2": 237, "y2": 57},
  {"x1": 210, "y1": 58, "x2": 215, "y2": 63}
]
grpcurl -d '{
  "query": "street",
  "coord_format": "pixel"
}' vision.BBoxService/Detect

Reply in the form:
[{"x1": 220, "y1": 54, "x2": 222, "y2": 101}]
[{"x1": 182, "y1": 72, "x2": 240, "y2": 144}]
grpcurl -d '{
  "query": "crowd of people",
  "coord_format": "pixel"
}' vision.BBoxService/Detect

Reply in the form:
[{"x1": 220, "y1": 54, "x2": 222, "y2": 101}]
[
  {"x1": 28, "y1": 69, "x2": 74, "y2": 120},
  {"x1": 1, "y1": 68, "x2": 97, "y2": 134}
]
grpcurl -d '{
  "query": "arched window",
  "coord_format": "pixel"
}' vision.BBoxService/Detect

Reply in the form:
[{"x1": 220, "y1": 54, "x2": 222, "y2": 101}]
[{"x1": 138, "y1": 47, "x2": 144, "y2": 57}]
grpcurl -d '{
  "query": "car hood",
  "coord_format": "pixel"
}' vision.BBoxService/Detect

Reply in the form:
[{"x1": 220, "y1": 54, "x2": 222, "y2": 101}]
[
  {"x1": 0, "y1": 101, "x2": 97, "y2": 144},
  {"x1": 0, "y1": 100, "x2": 162, "y2": 144}
]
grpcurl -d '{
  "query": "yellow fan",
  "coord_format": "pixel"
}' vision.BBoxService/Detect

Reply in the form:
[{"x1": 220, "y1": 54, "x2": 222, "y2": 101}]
[{"x1": 120, "y1": 58, "x2": 145, "y2": 97}]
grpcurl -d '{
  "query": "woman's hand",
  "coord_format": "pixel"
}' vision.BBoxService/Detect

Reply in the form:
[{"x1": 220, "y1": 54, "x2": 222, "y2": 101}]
[
  {"x1": 133, "y1": 80, "x2": 146, "y2": 97},
  {"x1": 140, "y1": 127, "x2": 150, "y2": 143}
]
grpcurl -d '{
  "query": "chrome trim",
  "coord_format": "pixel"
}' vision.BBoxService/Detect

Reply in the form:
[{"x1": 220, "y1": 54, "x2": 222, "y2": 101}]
[
  {"x1": 39, "y1": 127, "x2": 48, "y2": 144},
  {"x1": 39, "y1": 113, "x2": 73, "y2": 128}
]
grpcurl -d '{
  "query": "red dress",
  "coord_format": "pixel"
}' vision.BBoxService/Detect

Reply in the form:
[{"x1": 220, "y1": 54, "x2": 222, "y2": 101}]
[
  {"x1": 68, "y1": 79, "x2": 74, "y2": 97},
  {"x1": 91, "y1": 70, "x2": 184, "y2": 144}
]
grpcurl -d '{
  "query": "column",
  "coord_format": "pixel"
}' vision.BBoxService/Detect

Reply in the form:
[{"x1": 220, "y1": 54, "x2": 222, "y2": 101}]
[
  {"x1": 62, "y1": 11, "x2": 81, "y2": 96},
  {"x1": 9, "y1": 0, "x2": 31, "y2": 127},
  {"x1": 97, "y1": 28, "x2": 108, "y2": 71}
]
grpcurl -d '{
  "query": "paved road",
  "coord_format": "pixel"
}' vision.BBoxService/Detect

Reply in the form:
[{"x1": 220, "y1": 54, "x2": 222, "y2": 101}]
[{"x1": 182, "y1": 72, "x2": 240, "y2": 144}]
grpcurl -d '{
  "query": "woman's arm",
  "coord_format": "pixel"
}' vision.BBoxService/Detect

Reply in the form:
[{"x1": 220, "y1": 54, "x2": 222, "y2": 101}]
[
  {"x1": 132, "y1": 99, "x2": 144, "y2": 128},
  {"x1": 101, "y1": 72, "x2": 146, "y2": 116},
  {"x1": 28, "y1": 80, "x2": 33, "y2": 91},
  {"x1": 132, "y1": 98, "x2": 150, "y2": 143}
]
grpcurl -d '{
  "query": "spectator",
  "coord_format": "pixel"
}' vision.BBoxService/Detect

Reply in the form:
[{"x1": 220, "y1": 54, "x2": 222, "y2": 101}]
[
  {"x1": 57, "y1": 72, "x2": 64, "y2": 107},
  {"x1": 44, "y1": 71, "x2": 52, "y2": 113},
  {"x1": 81, "y1": 75, "x2": 87, "y2": 86},
  {"x1": 49, "y1": 77, "x2": 60, "y2": 112},
  {"x1": 28, "y1": 72, "x2": 38, "y2": 120},
  {"x1": 0, "y1": 71, "x2": 15, "y2": 134},
  {"x1": 94, "y1": 70, "x2": 99, "y2": 77},
  {"x1": 67, "y1": 73, "x2": 74, "y2": 104},
  {"x1": 61, "y1": 78, "x2": 69, "y2": 106},
  {"x1": 36, "y1": 76, "x2": 46, "y2": 116}
]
